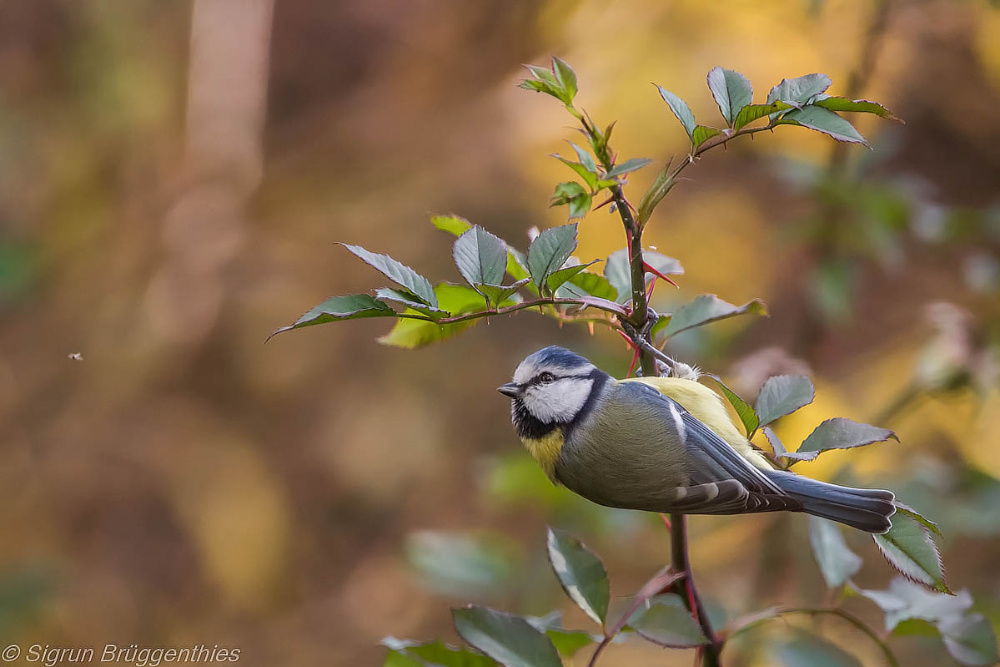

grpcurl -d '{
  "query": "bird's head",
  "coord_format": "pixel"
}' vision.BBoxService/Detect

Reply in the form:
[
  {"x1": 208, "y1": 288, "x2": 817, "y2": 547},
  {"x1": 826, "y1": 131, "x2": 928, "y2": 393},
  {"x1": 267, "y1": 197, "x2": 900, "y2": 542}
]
[{"x1": 498, "y1": 346, "x2": 602, "y2": 436}]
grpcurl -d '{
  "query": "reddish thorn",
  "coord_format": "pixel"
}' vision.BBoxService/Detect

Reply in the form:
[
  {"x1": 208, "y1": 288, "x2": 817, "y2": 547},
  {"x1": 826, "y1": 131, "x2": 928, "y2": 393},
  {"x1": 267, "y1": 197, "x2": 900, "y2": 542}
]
[
  {"x1": 626, "y1": 346, "x2": 642, "y2": 378},
  {"x1": 594, "y1": 197, "x2": 614, "y2": 210},
  {"x1": 616, "y1": 329, "x2": 638, "y2": 349},
  {"x1": 643, "y1": 261, "x2": 679, "y2": 288},
  {"x1": 587, "y1": 322, "x2": 595, "y2": 336},
  {"x1": 659, "y1": 514, "x2": 672, "y2": 531},
  {"x1": 646, "y1": 275, "x2": 657, "y2": 301}
]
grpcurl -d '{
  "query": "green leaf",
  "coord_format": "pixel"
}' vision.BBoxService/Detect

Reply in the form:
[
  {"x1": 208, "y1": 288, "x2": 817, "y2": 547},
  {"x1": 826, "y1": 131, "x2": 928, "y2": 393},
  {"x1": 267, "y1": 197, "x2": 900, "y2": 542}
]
[
  {"x1": 376, "y1": 288, "x2": 450, "y2": 320},
  {"x1": 546, "y1": 260, "x2": 599, "y2": 294},
  {"x1": 527, "y1": 224, "x2": 579, "y2": 294},
  {"x1": 772, "y1": 632, "x2": 862, "y2": 667},
  {"x1": 379, "y1": 283, "x2": 495, "y2": 349},
  {"x1": 382, "y1": 638, "x2": 497, "y2": 667},
  {"x1": 630, "y1": 601, "x2": 708, "y2": 648},
  {"x1": 710, "y1": 376, "x2": 760, "y2": 437},
  {"x1": 268, "y1": 294, "x2": 395, "y2": 340},
  {"x1": 811, "y1": 95, "x2": 900, "y2": 121},
  {"x1": 558, "y1": 271, "x2": 618, "y2": 301},
  {"x1": 873, "y1": 513, "x2": 950, "y2": 593},
  {"x1": 549, "y1": 182, "x2": 591, "y2": 220},
  {"x1": 782, "y1": 418, "x2": 897, "y2": 462},
  {"x1": 553, "y1": 155, "x2": 598, "y2": 191},
  {"x1": 755, "y1": 375, "x2": 815, "y2": 427},
  {"x1": 692, "y1": 125, "x2": 722, "y2": 148},
  {"x1": 546, "y1": 528, "x2": 610, "y2": 626},
  {"x1": 859, "y1": 577, "x2": 969, "y2": 632},
  {"x1": 569, "y1": 142, "x2": 598, "y2": 173},
  {"x1": 506, "y1": 248, "x2": 531, "y2": 283},
  {"x1": 656, "y1": 86, "x2": 696, "y2": 137},
  {"x1": 544, "y1": 629, "x2": 594, "y2": 658},
  {"x1": 406, "y1": 531, "x2": 514, "y2": 597},
  {"x1": 766, "y1": 73, "x2": 832, "y2": 106},
  {"x1": 606, "y1": 157, "x2": 653, "y2": 178},
  {"x1": 762, "y1": 426, "x2": 787, "y2": 459},
  {"x1": 525, "y1": 65, "x2": 559, "y2": 87},
  {"x1": 453, "y1": 606, "x2": 563, "y2": 667},
  {"x1": 776, "y1": 106, "x2": 868, "y2": 146},
  {"x1": 478, "y1": 278, "x2": 531, "y2": 307},
  {"x1": 940, "y1": 614, "x2": 1000, "y2": 666},
  {"x1": 659, "y1": 294, "x2": 768, "y2": 339},
  {"x1": 454, "y1": 226, "x2": 508, "y2": 290},
  {"x1": 893, "y1": 502, "x2": 942, "y2": 537},
  {"x1": 707, "y1": 67, "x2": 753, "y2": 125},
  {"x1": 552, "y1": 56, "x2": 577, "y2": 103},
  {"x1": 809, "y1": 516, "x2": 862, "y2": 588},
  {"x1": 733, "y1": 101, "x2": 792, "y2": 131},
  {"x1": 342, "y1": 243, "x2": 438, "y2": 307},
  {"x1": 432, "y1": 214, "x2": 473, "y2": 236}
]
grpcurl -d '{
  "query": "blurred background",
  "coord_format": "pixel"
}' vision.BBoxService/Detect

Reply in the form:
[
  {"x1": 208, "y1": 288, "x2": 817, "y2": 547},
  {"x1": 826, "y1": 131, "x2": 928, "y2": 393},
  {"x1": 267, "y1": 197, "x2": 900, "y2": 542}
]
[{"x1": 2, "y1": 0, "x2": 999, "y2": 665}]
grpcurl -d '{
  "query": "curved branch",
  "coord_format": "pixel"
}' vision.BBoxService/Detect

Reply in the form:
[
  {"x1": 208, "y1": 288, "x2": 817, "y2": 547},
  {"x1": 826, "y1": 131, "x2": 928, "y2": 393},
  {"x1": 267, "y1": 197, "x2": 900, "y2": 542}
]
[{"x1": 397, "y1": 296, "x2": 626, "y2": 325}]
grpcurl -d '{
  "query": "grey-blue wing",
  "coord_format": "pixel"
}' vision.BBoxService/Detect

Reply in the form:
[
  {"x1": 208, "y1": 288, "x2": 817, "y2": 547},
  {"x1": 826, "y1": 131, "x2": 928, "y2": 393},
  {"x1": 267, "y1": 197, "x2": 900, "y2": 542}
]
[{"x1": 556, "y1": 381, "x2": 801, "y2": 515}]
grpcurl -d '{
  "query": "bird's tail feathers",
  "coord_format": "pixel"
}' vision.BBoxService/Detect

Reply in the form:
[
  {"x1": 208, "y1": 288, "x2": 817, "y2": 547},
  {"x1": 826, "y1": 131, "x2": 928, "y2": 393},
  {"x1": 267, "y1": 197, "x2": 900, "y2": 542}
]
[{"x1": 764, "y1": 469, "x2": 895, "y2": 534}]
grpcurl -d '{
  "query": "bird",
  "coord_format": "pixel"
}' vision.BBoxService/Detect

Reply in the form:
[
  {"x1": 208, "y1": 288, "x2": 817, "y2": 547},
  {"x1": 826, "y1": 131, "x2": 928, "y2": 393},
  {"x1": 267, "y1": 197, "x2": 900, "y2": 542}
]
[{"x1": 497, "y1": 345, "x2": 895, "y2": 533}]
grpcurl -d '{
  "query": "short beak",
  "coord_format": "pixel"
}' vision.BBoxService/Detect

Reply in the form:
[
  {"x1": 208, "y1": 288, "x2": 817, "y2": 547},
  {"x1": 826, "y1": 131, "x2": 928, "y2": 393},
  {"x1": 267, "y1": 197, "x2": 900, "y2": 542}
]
[{"x1": 497, "y1": 382, "x2": 521, "y2": 398}]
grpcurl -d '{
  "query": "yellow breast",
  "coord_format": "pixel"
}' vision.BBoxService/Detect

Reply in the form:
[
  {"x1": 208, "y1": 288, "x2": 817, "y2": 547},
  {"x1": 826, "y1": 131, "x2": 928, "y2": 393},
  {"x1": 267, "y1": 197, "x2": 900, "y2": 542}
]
[{"x1": 522, "y1": 429, "x2": 565, "y2": 481}]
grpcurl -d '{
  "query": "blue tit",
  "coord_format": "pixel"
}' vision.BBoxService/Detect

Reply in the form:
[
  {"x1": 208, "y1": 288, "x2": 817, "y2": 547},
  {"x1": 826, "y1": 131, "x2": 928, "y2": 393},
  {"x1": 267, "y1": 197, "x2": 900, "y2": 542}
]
[{"x1": 497, "y1": 346, "x2": 895, "y2": 533}]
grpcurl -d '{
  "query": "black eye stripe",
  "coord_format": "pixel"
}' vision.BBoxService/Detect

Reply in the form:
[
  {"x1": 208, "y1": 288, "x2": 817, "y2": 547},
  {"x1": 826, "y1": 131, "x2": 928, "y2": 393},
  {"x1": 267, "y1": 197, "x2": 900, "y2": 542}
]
[{"x1": 527, "y1": 373, "x2": 593, "y2": 386}]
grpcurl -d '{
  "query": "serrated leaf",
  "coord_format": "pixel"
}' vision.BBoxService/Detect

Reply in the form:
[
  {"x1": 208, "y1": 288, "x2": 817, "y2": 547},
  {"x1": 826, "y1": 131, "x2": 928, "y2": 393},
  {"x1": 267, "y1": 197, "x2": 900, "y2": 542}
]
[
  {"x1": 630, "y1": 602, "x2": 708, "y2": 648},
  {"x1": 859, "y1": 577, "x2": 969, "y2": 632},
  {"x1": 659, "y1": 294, "x2": 768, "y2": 339},
  {"x1": 478, "y1": 278, "x2": 530, "y2": 307},
  {"x1": 809, "y1": 516, "x2": 863, "y2": 588},
  {"x1": 552, "y1": 56, "x2": 577, "y2": 103},
  {"x1": 558, "y1": 271, "x2": 618, "y2": 301},
  {"x1": 656, "y1": 86, "x2": 696, "y2": 137},
  {"x1": 784, "y1": 418, "x2": 896, "y2": 462},
  {"x1": 873, "y1": 514, "x2": 950, "y2": 593},
  {"x1": 707, "y1": 67, "x2": 753, "y2": 125},
  {"x1": 568, "y1": 191, "x2": 591, "y2": 220},
  {"x1": 343, "y1": 243, "x2": 437, "y2": 307},
  {"x1": 268, "y1": 294, "x2": 395, "y2": 340},
  {"x1": 692, "y1": 125, "x2": 722, "y2": 148},
  {"x1": 546, "y1": 528, "x2": 610, "y2": 626},
  {"x1": 756, "y1": 375, "x2": 815, "y2": 427},
  {"x1": 767, "y1": 73, "x2": 832, "y2": 106},
  {"x1": 763, "y1": 426, "x2": 787, "y2": 459},
  {"x1": 432, "y1": 214, "x2": 473, "y2": 236},
  {"x1": 506, "y1": 248, "x2": 531, "y2": 284},
  {"x1": 940, "y1": 614, "x2": 1000, "y2": 666},
  {"x1": 569, "y1": 142, "x2": 597, "y2": 173},
  {"x1": 811, "y1": 95, "x2": 900, "y2": 120},
  {"x1": 453, "y1": 606, "x2": 563, "y2": 667},
  {"x1": 527, "y1": 224, "x2": 579, "y2": 294},
  {"x1": 379, "y1": 283, "x2": 496, "y2": 349},
  {"x1": 893, "y1": 502, "x2": 942, "y2": 537},
  {"x1": 772, "y1": 633, "x2": 862, "y2": 667},
  {"x1": 526, "y1": 64, "x2": 559, "y2": 87},
  {"x1": 454, "y1": 226, "x2": 508, "y2": 290},
  {"x1": 708, "y1": 375, "x2": 760, "y2": 437},
  {"x1": 606, "y1": 158, "x2": 653, "y2": 178},
  {"x1": 733, "y1": 101, "x2": 792, "y2": 131},
  {"x1": 546, "y1": 260, "x2": 599, "y2": 294},
  {"x1": 376, "y1": 287, "x2": 450, "y2": 320},
  {"x1": 382, "y1": 638, "x2": 497, "y2": 667},
  {"x1": 553, "y1": 155, "x2": 598, "y2": 190},
  {"x1": 776, "y1": 106, "x2": 868, "y2": 146}
]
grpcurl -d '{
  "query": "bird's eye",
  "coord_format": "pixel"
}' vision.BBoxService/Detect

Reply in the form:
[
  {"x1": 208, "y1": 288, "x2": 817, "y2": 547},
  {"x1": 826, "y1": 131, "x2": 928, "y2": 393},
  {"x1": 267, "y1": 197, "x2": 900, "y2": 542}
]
[{"x1": 537, "y1": 372, "x2": 555, "y2": 384}]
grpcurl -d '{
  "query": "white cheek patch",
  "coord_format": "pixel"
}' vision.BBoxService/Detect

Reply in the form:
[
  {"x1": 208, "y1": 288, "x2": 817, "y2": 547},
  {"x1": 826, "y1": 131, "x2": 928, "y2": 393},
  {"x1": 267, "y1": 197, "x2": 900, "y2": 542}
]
[{"x1": 523, "y1": 378, "x2": 594, "y2": 423}]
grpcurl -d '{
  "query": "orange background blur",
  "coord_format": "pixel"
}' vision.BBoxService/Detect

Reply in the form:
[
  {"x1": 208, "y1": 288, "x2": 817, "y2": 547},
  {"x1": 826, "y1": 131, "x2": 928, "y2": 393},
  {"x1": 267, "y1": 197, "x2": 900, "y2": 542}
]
[{"x1": 2, "y1": 1, "x2": 999, "y2": 665}]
